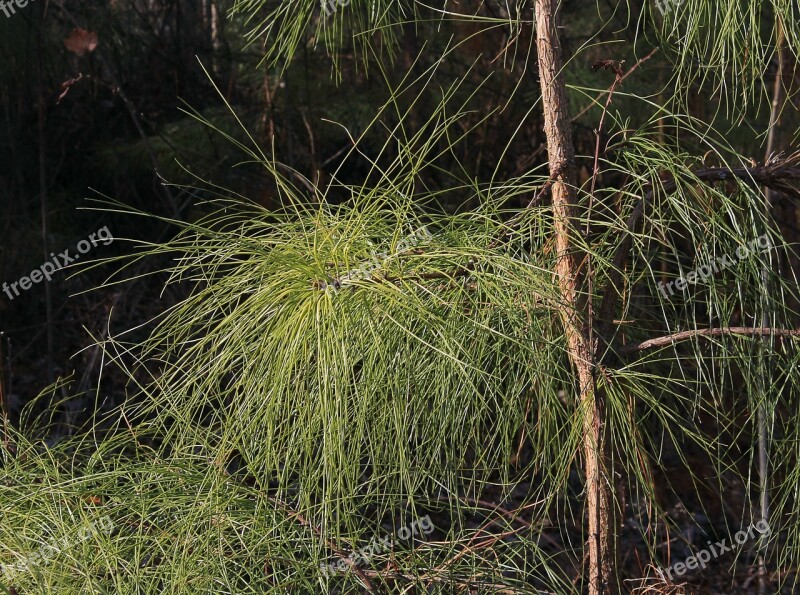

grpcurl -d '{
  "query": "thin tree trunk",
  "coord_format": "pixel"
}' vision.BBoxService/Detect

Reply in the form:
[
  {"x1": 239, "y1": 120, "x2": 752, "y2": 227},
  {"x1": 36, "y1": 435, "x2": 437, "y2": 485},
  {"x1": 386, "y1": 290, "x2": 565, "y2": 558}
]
[
  {"x1": 36, "y1": 9, "x2": 54, "y2": 385},
  {"x1": 534, "y1": 1, "x2": 615, "y2": 592},
  {"x1": 758, "y1": 17, "x2": 784, "y2": 595}
]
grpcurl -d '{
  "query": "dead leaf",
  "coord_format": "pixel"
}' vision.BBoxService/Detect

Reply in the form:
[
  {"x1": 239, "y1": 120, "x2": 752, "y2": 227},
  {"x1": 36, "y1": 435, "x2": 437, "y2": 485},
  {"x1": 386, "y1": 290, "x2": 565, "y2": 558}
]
[
  {"x1": 64, "y1": 28, "x2": 98, "y2": 57},
  {"x1": 591, "y1": 59, "x2": 625, "y2": 78}
]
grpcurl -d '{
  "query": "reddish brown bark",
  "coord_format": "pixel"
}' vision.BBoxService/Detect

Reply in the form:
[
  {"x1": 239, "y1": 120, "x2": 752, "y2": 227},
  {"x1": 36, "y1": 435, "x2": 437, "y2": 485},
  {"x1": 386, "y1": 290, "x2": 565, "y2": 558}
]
[{"x1": 534, "y1": 0, "x2": 615, "y2": 592}]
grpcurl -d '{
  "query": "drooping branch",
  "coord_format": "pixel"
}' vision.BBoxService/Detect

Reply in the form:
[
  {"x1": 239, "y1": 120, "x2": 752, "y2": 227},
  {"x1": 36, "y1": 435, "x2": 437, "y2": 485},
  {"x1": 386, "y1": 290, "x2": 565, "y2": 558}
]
[
  {"x1": 315, "y1": 164, "x2": 566, "y2": 292},
  {"x1": 617, "y1": 327, "x2": 800, "y2": 355},
  {"x1": 597, "y1": 151, "x2": 800, "y2": 359}
]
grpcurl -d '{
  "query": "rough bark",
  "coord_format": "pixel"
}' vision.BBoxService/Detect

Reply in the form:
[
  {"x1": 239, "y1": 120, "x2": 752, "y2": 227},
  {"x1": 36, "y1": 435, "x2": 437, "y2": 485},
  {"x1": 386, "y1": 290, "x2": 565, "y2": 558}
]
[{"x1": 534, "y1": 1, "x2": 615, "y2": 592}]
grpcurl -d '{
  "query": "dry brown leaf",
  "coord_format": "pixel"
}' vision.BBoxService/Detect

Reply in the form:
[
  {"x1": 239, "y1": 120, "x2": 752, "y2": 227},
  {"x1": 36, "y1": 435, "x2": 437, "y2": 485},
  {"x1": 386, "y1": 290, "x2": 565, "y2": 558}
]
[{"x1": 64, "y1": 28, "x2": 98, "y2": 56}]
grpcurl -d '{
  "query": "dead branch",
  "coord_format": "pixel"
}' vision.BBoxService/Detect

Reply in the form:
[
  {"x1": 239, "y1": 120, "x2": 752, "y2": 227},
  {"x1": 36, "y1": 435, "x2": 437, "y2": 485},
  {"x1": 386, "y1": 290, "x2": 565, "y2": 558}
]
[{"x1": 618, "y1": 326, "x2": 800, "y2": 355}]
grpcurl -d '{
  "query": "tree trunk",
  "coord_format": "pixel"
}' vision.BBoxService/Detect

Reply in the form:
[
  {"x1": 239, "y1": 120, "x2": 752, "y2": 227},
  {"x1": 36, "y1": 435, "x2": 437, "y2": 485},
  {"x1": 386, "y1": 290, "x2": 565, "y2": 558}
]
[{"x1": 534, "y1": 0, "x2": 615, "y2": 592}]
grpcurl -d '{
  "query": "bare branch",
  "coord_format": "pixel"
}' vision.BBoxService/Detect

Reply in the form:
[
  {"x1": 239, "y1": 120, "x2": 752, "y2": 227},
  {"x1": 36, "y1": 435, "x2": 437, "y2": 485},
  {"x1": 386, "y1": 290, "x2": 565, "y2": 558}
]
[{"x1": 618, "y1": 327, "x2": 800, "y2": 355}]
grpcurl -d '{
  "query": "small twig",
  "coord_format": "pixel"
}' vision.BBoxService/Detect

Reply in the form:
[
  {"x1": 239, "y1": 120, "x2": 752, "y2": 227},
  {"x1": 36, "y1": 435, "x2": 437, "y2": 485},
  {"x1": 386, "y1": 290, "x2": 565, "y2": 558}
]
[
  {"x1": 488, "y1": 163, "x2": 565, "y2": 250},
  {"x1": 262, "y1": 70, "x2": 276, "y2": 146},
  {"x1": 300, "y1": 109, "x2": 319, "y2": 186},
  {"x1": 321, "y1": 140, "x2": 355, "y2": 168},
  {"x1": 274, "y1": 161, "x2": 317, "y2": 196},
  {"x1": 432, "y1": 528, "x2": 520, "y2": 575},
  {"x1": 617, "y1": 327, "x2": 800, "y2": 355},
  {"x1": 755, "y1": 16, "x2": 786, "y2": 591},
  {"x1": 210, "y1": 461, "x2": 377, "y2": 593},
  {"x1": 464, "y1": 500, "x2": 560, "y2": 550},
  {"x1": 586, "y1": 59, "x2": 625, "y2": 346},
  {"x1": 0, "y1": 333, "x2": 12, "y2": 456},
  {"x1": 572, "y1": 50, "x2": 658, "y2": 123},
  {"x1": 360, "y1": 566, "x2": 517, "y2": 592}
]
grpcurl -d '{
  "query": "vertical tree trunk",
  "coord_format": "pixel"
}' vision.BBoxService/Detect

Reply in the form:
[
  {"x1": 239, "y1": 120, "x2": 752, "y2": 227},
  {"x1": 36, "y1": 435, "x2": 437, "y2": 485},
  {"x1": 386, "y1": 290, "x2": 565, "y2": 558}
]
[
  {"x1": 758, "y1": 17, "x2": 784, "y2": 595},
  {"x1": 534, "y1": 1, "x2": 615, "y2": 592}
]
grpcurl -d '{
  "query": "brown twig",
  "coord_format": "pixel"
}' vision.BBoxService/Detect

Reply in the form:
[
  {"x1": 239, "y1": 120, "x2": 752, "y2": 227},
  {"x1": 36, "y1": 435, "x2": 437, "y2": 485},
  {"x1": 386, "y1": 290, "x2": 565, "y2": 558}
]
[
  {"x1": 437, "y1": 528, "x2": 520, "y2": 569},
  {"x1": 211, "y1": 457, "x2": 377, "y2": 592},
  {"x1": 487, "y1": 163, "x2": 565, "y2": 250},
  {"x1": 757, "y1": 18, "x2": 786, "y2": 595},
  {"x1": 617, "y1": 327, "x2": 800, "y2": 355},
  {"x1": 463, "y1": 499, "x2": 561, "y2": 550},
  {"x1": 586, "y1": 58, "x2": 626, "y2": 347},
  {"x1": 572, "y1": 50, "x2": 658, "y2": 123}
]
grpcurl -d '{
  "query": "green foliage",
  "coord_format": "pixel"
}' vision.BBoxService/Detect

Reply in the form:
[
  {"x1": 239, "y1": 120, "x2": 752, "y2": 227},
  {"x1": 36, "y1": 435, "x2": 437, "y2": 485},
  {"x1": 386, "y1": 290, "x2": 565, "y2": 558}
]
[
  {"x1": 2, "y1": 0, "x2": 800, "y2": 593},
  {"x1": 651, "y1": 0, "x2": 800, "y2": 114}
]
